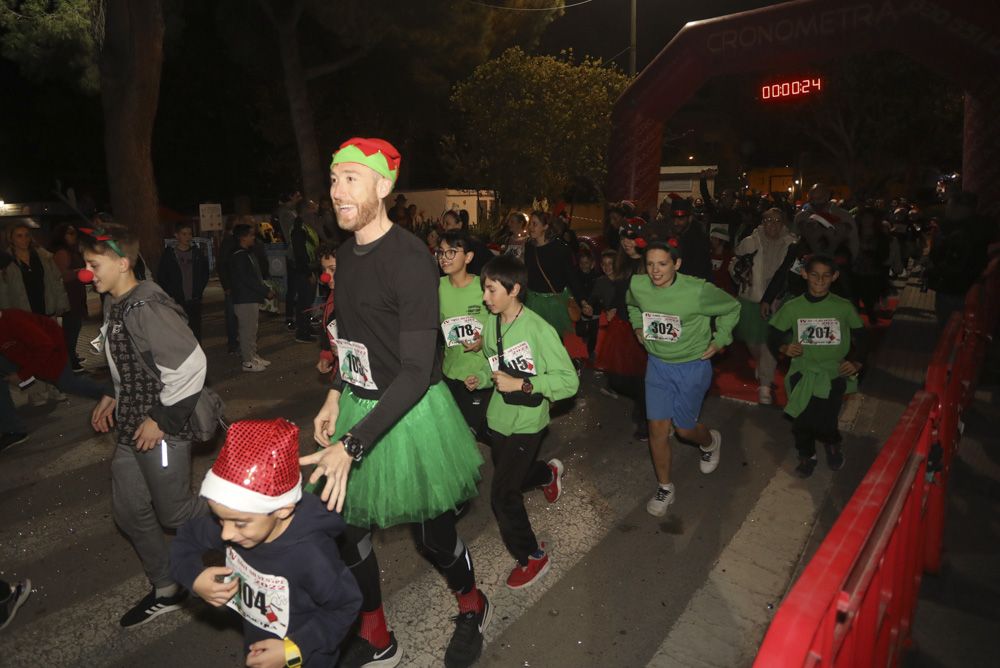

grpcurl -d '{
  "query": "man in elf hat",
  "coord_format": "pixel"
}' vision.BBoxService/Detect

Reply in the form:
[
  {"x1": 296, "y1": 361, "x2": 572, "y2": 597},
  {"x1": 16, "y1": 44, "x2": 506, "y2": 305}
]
[
  {"x1": 300, "y1": 137, "x2": 488, "y2": 668},
  {"x1": 171, "y1": 419, "x2": 362, "y2": 668}
]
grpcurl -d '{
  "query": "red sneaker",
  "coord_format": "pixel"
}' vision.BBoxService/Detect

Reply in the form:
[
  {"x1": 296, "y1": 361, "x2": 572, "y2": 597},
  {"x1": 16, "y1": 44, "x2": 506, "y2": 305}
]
[
  {"x1": 506, "y1": 550, "x2": 550, "y2": 590},
  {"x1": 541, "y1": 459, "x2": 564, "y2": 503}
]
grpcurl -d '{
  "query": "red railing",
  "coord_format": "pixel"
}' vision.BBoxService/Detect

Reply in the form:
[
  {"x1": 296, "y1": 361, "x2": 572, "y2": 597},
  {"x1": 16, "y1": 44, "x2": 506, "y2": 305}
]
[{"x1": 754, "y1": 258, "x2": 1000, "y2": 667}]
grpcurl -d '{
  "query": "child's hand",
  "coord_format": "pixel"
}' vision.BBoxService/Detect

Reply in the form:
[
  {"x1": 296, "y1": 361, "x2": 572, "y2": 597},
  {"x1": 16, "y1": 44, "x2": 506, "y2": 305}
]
[
  {"x1": 839, "y1": 360, "x2": 862, "y2": 377},
  {"x1": 464, "y1": 375, "x2": 480, "y2": 391},
  {"x1": 606, "y1": 307, "x2": 617, "y2": 321},
  {"x1": 461, "y1": 331, "x2": 483, "y2": 353},
  {"x1": 245, "y1": 638, "x2": 285, "y2": 668},
  {"x1": 192, "y1": 567, "x2": 238, "y2": 607},
  {"x1": 492, "y1": 370, "x2": 522, "y2": 393},
  {"x1": 316, "y1": 357, "x2": 334, "y2": 374},
  {"x1": 91, "y1": 395, "x2": 116, "y2": 432},
  {"x1": 782, "y1": 342, "x2": 803, "y2": 357},
  {"x1": 634, "y1": 328, "x2": 644, "y2": 345},
  {"x1": 701, "y1": 342, "x2": 722, "y2": 360},
  {"x1": 132, "y1": 417, "x2": 164, "y2": 452}
]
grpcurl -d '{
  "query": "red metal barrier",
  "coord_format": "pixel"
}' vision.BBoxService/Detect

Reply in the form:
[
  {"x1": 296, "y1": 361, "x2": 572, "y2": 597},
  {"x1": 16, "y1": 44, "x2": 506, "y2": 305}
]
[
  {"x1": 754, "y1": 393, "x2": 936, "y2": 667},
  {"x1": 755, "y1": 253, "x2": 999, "y2": 666}
]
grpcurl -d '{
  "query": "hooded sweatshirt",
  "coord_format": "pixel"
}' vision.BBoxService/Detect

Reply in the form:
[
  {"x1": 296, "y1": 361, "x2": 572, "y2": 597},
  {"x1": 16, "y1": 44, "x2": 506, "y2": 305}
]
[{"x1": 170, "y1": 493, "x2": 362, "y2": 667}]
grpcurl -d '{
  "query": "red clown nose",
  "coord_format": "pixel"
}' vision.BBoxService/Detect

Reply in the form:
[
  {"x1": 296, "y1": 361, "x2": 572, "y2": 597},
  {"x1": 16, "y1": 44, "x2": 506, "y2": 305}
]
[
  {"x1": 77, "y1": 269, "x2": 94, "y2": 284},
  {"x1": 319, "y1": 272, "x2": 333, "y2": 285}
]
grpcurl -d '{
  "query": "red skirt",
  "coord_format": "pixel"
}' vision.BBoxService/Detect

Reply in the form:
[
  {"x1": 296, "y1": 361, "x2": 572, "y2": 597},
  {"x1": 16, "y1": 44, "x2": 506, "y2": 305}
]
[{"x1": 594, "y1": 315, "x2": 647, "y2": 377}]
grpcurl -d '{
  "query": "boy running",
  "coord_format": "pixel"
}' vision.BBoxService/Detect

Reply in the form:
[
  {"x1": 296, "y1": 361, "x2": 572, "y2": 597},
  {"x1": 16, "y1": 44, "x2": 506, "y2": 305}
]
[
  {"x1": 465, "y1": 255, "x2": 579, "y2": 588},
  {"x1": 767, "y1": 255, "x2": 866, "y2": 477},
  {"x1": 626, "y1": 239, "x2": 740, "y2": 517},
  {"x1": 81, "y1": 224, "x2": 210, "y2": 627}
]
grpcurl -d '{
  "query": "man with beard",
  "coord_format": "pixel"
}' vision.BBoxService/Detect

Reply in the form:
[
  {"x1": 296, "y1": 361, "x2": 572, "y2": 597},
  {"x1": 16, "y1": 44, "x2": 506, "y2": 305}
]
[{"x1": 300, "y1": 138, "x2": 488, "y2": 668}]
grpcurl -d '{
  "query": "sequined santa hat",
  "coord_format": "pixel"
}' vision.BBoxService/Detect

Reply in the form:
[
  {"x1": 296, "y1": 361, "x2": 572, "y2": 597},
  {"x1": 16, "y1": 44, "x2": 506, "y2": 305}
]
[{"x1": 201, "y1": 419, "x2": 303, "y2": 513}]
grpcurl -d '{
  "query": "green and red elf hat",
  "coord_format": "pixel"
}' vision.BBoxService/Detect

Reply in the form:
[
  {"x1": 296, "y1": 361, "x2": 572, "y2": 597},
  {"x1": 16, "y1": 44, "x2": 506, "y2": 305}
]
[{"x1": 330, "y1": 137, "x2": 401, "y2": 184}]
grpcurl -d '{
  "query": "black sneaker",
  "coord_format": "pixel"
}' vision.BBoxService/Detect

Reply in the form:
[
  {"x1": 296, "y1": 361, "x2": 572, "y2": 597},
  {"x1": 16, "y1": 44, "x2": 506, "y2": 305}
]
[
  {"x1": 445, "y1": 593, "x2": 493, "y2": 668},
  {"x1": 0, "y1": 578, "x2": 31, "y2": 631},
  {"x1": 0, "y1": 433, "x2": 29, "y2": 454},
  {"x1": 119, "y1": 587, "x2": 187, "y2": 628},
  {"x1": 286, "y1": 319, "x2": 296, "y2": 331},
  {"x1": 339, "y1": 632, "x2": 401, "y2": 667},
  {"x1": 71, "y1": 360, "x2": 86, "y2": 373},
  {"x1": 823, "y1": 442, "x2": 846, "y2": 471},
  {"x1": 794, "y1": 455, "x2": 819, "y2": 479}
]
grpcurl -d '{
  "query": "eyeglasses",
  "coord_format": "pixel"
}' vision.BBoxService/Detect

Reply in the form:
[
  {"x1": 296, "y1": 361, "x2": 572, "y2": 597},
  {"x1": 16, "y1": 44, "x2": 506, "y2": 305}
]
[
  {"x1": 434, "y1": 248, "x2": 462, "y2": 260},
  {"x1": 763, "y1": 217, "x2": 783, "y2": 223}
]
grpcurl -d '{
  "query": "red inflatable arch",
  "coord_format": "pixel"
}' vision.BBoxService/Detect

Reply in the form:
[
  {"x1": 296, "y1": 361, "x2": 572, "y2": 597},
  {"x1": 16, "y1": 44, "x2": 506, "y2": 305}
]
[{"x1": 608, "y1": 0, "x2": 1000, "y2": 215}]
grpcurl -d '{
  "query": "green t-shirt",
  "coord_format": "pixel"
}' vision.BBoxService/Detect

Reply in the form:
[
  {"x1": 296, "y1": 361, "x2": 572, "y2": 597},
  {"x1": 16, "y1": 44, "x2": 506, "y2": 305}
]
[
  {"x1": 769, "y1": 292, "x2": 863, "y2": 379},
  {"x1": 473, "y1": 307, "x2": 580, "y2": 436},
  {"x1": 439, "y1": 275, "x2": 489, "y2": 381},
  {"x1": 626, "y1": 272, "x2": 740, "y2": 363}
]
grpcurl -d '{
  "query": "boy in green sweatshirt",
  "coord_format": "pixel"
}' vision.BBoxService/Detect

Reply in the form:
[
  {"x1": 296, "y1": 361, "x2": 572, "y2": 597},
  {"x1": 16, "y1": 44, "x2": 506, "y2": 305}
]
[
  {"x1": 438, "y1": 231, "x2": 490, "y2": 439},
  {"x1": 626, "y1": 239, "x2": 740, "y2": 517},
  {"x1": 767, "y1": 254, "x2": 865, "y2": 478},
  {"x1": 465, "y1": 255, "x2": 579, "y2": 590}
]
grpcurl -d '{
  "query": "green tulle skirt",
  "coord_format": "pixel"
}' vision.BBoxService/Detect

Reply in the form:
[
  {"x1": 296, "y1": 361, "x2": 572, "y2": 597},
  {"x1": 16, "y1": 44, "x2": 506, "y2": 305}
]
[
  {"x1": 312, "y1": 383, "x2": 483, "y2": 528},
  {"x1": 527, "y1": 289, "x2": 571, "y2": 335}
]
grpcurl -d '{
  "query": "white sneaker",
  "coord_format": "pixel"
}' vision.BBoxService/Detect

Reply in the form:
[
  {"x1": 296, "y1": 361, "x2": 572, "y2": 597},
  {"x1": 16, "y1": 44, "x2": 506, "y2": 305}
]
[
  {"x1": 758, "y1": 386, "x2": 773, "y2": 405},
  {"x1": 253, "y1": 355, "x2": 271, "y2": 367},
  {"x1": 646, "y1": 484, "x2": 675, "y2": 517},
  {"x1": 699, "y1": 430, "x2": 722, "y2": 474},
  {"x1": 242, "y1": 360, "x2": 267, "y2": 373}
]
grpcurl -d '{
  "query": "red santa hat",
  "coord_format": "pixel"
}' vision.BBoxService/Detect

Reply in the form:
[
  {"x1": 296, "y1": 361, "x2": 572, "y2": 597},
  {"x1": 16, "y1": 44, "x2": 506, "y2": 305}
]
[{"x1": 201, "y1": 419, "x2": 303, "y2": 513}]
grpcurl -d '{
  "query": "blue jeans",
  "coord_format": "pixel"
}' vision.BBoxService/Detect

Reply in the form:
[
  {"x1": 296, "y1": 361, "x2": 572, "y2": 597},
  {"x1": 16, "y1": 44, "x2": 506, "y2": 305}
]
[{"x1": 0, "y1": 355, "x2": 112, "y2": 434}]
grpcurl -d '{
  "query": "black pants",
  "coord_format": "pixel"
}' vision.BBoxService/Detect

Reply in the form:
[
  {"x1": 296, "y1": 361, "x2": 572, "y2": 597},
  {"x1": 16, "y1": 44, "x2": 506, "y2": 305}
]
[
  {"x1": 287, "y1": 271, "x2": 314, "y2": 337},
  {"x1": 576, "y1": 318, "x2": 599, "y2": 358},
  {"x1": 61, "y1": 311, "x2": 83, "y2": 366},
  {"x1": 609, "y1": 373, "x2": 646, "y2": 425},
  {"x1": 224, "y1": 292, "x2": 239, "y2": 351},
  {"x1": 489, "y1": 429, "x2": 551, "y2": 565},
  {"x1": 339, "y1": 511, "x2": 475, "y2": 612},
  {"x1": 790, "y1": 374, "x2": 846, "y2": 458},
  {"x1": 444, "y1": 377, "x2": 489, "y2": 440},
  {"x1": 853, "y1": 274, "x2": 885, "y2": 322},
  {"x1": 181, "y1": 299, "x2": 202, "y2": 341}
]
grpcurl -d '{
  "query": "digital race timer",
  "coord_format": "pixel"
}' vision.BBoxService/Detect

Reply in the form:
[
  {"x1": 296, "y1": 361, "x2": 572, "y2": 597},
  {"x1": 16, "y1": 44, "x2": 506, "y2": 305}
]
[{"x1": 761, "y1": 78, "x2": 822, "y2": 100}]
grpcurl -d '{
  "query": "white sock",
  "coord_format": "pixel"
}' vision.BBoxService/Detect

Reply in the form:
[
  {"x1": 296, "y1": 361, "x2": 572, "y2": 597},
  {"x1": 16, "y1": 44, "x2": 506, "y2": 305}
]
[{"x1": 155, "y1": 583, "x2": 179, "y2": 599}]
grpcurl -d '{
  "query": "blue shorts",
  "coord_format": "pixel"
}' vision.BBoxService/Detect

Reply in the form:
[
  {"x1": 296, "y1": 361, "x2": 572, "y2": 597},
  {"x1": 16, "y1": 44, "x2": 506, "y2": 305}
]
[{"x1": 644, "y1": 356, "x2": 712, "y2": 429}]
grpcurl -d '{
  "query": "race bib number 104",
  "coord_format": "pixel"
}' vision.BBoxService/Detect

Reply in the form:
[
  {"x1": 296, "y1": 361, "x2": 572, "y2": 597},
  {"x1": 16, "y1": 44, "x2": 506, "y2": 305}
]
[{"x1": 226, "y1": 547, "x2": 291, "y2": 637}]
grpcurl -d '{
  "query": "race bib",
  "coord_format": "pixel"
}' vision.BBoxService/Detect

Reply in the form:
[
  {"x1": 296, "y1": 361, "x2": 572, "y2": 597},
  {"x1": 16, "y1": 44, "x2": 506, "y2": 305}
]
[
  {"x1": 797, "y1": 318, "x2": 843, "y2": 346},
  {"x1": 91, "y1": 323, "x2": 108, "y2": 353},
  {"x1": 326, "y1": 319, "x2": 338, "y2": 342},
  {"x1": 225, "y1": 547, "x2": 290, "y2": 637},
  {"x1": 711, "y1": 258, "x2": 722, "y2": 271},
  {"x1": 335, "y1": 339, "x2": 378, "y2": 390},
  {"x1": 642, "y1": 312, "x2": 682, "y2": 342},
  {"x1": 789, "y1": 257, "x2": 805, "y2": 275},
  {"x1": 441, "y1": 316, "x2": 483, "y2": 347},
  {"x1": 488, "y1": 341, "x2": 536, "y2": 375}
]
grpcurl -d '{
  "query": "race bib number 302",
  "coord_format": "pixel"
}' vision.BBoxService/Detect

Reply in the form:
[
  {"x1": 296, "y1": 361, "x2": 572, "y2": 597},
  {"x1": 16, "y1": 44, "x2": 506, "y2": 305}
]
[
  {"x1": 642, "y1": 312, "x2": 682, "y2": 342},
  {"x1": 797, "y1": 318, "x2": 843, "y2": 346},
  {"x1": 442, "y1": 316, "x2": 483, "y2": 347},
  {"x1": 226, "y1": 547, "x2": 291, "y2": 637},
  {"x1": 488, "y1": 341, "x2": 536, "y2": 375},
  {"x1": 336, "y1": 339, "x2": 378, "y2": 390}
]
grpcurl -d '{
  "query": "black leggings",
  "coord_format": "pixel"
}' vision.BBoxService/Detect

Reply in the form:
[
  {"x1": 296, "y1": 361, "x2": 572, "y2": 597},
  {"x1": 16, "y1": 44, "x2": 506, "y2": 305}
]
[
  {"x1": 791, "y1": 375, "x2": 846, "y2": 458},
  {"x1": 339, "y1": 511, "x2": 475, "y2": 612}
]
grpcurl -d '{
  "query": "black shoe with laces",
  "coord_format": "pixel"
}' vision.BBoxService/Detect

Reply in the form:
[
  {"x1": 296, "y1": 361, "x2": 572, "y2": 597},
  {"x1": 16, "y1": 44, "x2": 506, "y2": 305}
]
[
  {"x1": 339, "y1": 632, "x2": 400, "y2": 668},
  {"x1": 119, "y1": 587, "x2": 187, "y2": 628},
  {"x1": 794, "y1": 455, "x2": 819, "y2": 479},
  {"x1": 823, "y1": 442, "x2": 846, "y2": 471},
  {"x1": 445, "y1": 593, "x2": 492, "y2": 668}
]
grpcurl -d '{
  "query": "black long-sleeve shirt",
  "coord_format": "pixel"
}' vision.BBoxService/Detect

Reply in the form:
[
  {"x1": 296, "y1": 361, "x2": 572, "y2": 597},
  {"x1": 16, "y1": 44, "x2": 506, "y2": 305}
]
[{"x1": 524, "y1": 240, "x2": 584, "y2": 302}]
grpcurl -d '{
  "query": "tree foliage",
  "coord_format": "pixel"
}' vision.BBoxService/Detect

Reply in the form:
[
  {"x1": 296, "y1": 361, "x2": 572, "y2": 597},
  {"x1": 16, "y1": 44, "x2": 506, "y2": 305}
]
[
  {"x1": 0, "y1": 0, "x2": 99, "y2": 91},
  {"x1": 450, "y1": 47, "x2": 630, "y2": 207}
]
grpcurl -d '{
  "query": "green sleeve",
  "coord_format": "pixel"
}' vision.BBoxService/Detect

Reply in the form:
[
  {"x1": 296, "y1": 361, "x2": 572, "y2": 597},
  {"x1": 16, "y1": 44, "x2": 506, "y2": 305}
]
[
  {"x1": 626, "y1": 281, "x2": 643, "y2": 330},
  {"x1": 701, "y1": 282, "x2": 741, "y2": 348},
  {"x1": 530, "y1": 321, "x2": 580, "y2": 401},
  {"x1": 475, "y1": 320, "x2": 496, "y2": 388},
  {"x1": 769, "y1": 301, "x2": 794, "y2": 332},
  {"x1": 845, "y1": 302, "x2": 863, "y2": 329}
]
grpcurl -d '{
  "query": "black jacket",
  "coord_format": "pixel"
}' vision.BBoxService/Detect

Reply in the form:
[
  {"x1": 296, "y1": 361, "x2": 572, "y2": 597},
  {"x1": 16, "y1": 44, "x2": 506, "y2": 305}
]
[
  {"x1": 157, "y1": 245, "x2": 209, "y2": 304},
  {"x1": 229, "y1": 248, "x2": 270, "y2": 304}
]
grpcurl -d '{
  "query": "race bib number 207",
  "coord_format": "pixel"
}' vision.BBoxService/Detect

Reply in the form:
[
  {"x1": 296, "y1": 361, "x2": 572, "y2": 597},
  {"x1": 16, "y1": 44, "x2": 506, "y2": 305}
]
[{"x1": 797, "y1": 318, "x2": 843, "y2": 346}]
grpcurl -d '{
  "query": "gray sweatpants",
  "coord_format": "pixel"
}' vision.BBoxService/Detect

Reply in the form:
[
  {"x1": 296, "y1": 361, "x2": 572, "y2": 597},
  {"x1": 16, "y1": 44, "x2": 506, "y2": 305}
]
[
  {"x1": 111, "y1": 438, "x2": 207, "y2": 588},
  {"x1": 233, "y1": 302, "x2": 259, "y2": 364},
  {"x1": 748, "y1": 342, "x2": 778, "y2": 387}
]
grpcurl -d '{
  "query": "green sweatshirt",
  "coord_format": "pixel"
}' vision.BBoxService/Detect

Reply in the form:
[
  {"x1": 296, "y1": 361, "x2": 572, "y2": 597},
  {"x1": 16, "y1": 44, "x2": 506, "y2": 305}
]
[
  {"x1": 626, "y1": 273, "x2": 740, "y2": 363},
  {"x1": 769, "y1": 293, "x2": 863, "y2": 416},
  {"x1": 473, "y1": 306, "x2": 580, "y2": 436},
  {"x1": 439, "y1": 275, "x2": 488, "y2": 381}
]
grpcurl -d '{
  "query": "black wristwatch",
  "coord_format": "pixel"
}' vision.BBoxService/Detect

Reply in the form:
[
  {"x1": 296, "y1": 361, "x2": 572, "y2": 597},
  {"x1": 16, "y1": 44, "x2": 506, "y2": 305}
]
[
  {"x1": 343, "y1": 434, "x2": 365, "y2": 462},
  {"x1": 521, "y1": 379, "x2": 534, "y2": 394}
]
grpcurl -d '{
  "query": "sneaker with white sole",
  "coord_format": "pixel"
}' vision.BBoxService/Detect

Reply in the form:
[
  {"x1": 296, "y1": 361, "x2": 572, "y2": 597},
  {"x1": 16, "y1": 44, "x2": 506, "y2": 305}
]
[
  {"x1": 699, "y1": 429, "x2": 722, "y2": 474},
  {"x1": 542, "y1": 459, "x2": 564, "y2": 503},
  {"x1": 0, "y1": 578, "x2": 31, "y2": 631},
  {"x1": 758, "y1": 386, "x2": 773, "y2": 405},
  {"x1": 120, "y1": 587, "x2": 187, "y2": 628},
  {"x1": 646, "y1": 484, "x2": 674, "y2": 517},
  {"x1": 339, "y1": 632, "x2": 401, "y2": 668},
  {"x1": 444, "y1": 592, "x2": 493, "y2": 668},
  {"x1": 242, "y1": 360, "x2": 267, "y2": 373},
  {"x1": 253, "y1": 355, "x2": 271, "y2": 367}
]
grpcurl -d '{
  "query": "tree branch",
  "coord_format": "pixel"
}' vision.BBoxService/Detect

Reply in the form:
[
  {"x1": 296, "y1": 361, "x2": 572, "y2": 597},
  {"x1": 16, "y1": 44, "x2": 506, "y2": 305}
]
[{"x1": 304, "y1": 47, "x2": 373, "y2": 81}]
